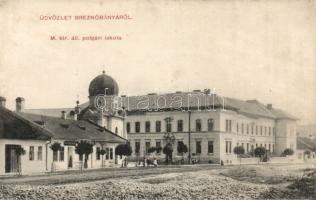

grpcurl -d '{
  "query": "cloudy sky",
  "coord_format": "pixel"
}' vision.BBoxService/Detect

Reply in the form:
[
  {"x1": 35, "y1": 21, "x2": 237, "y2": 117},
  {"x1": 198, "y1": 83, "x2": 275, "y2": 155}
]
[{"x1": 0, "y1": 0, "x2": 315, "y2": 124}]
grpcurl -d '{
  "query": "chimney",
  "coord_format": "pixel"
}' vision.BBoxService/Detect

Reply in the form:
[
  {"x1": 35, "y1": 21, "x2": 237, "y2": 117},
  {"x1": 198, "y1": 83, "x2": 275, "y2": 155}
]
[
  {"x1": 75, "y1": 100, "x2": 81, "y2": 114},
  {"x1": 0, "y1": 96, "x2": 6, "y2": 107},
  {"x1": 16, "y1": 97, "x2": 25, "y2": 112},
  {"x1": 61, "y1": 110, "x2": 67, "y2": 120},
  {"x1": 267, "y1": 104, "x2": 273, "y2": 110}
]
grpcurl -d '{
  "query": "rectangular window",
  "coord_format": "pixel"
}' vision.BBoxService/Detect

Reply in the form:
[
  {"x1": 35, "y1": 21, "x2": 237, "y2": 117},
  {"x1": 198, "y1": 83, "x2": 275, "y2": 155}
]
[
  {"x1": 59, "y1": 147, "x2": 64, "y2": 162},
  {"x1": 126, "y1": 122, "x2": 130, "y2": 133},
  {"x1": 247, "y1": 143, "x2": 249, "y2": 152},
  {"x1": 96, "y1": 147, "x2": 101, "y2": 160},
  {"x1": 251, "y1": 145, "x2": 254, "y2": 152},
  {"x1": 208, "y1": 141, "x2": 214, "y2": 154},
  {"x1": 241, "y1": 123, "x2": 244, "y2": 134},
  {"x1": 145, "y1": 121, "x2": 151, "y2": 133},
  {"x1": 53, "y1": 150, "x2": 58, "y2": 161},
  {"x1": 196, "y1": 119, "x2": 202, "y2": 132},
  {"x1": 225, "y1": 120, "x2": 232, "y2": 132},
  {"x1": 208, "y1": 119, "x2": 214, "y2": 131},
  {"x1": 177, "y1": 120, "x2": 183, "y2": 132},
  {"x1": 106, "y1": 148, "x2": 109, "y2": 160},
  {"x1": 29, "y1": 146, "x2": 34, "y2": 161},
  {"x1": 264, "y1": 144, "x2": 267, "y2": 149},
  {"x1": 166, "y1": 120, "x2": 172, "y2": 132},
  {"x1": 251, "y1": 124, "x2": 254, "y2": 135},
  {"x1": 247, "y1": 124, "x2": 249, "y2": 134},
  {"x1": 145, "y1": 141, "x2": 150, "y2": 154},
  {"x1": 225, "y1": 141, "x2": 232, "y2": 153},
  {"x1": 156, "y1": 141, "x2": 161, "y2": 149},
  {"x1": 110, "y1": 148, "x2": 113, "y2": 160},
  {"x1": 135, "y1": 141, "x2": 140, "y2": 154},
  {"x1": 264, "y1": 126, "x2": 267, "y2": 135},
  {"x1": 237, "y1": 123, "x2": 239, "y2": 133},
  {"x1": 272, "y1": 144, "x2": 275, "y2": 152},
  {"x1": 273, "y1": 127, "x2": 275, "y2": 136},
  {"x1": 38, "y1": 146, "x2": 42, "y2": 161},
  {"x1": 135, "y1": 122, "x2": 140, "y2": 133},
  {"x1": 268, "y1": 144, "x2": 271, "y2": 152},
  {"x1": 256, "y1": 125, "x2": 258, "y2": 135},
  {"x1": 229, "y1": 141, "x2": 232, "y2": 153},
  {"x1": 269, "y1": 127, "x2": 271, "y2": 136},
  {"x1": 260, "y1": 126, "x2": 263, "y2": 135},
  {"x1": 196, "y1": 141, "x2": 201, "y2": 154},
  {"x1": 225, "y1": 141, "x2": 228, "y2": 153},
  {"x1": 156, "y1": 121, "x2": 161, "y2": 132}
]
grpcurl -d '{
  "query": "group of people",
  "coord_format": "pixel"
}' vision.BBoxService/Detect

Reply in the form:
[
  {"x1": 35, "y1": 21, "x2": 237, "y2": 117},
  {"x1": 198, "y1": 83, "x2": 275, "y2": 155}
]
[{"x1": 136, "y1": 157, "x2": 158, "y2": 167}]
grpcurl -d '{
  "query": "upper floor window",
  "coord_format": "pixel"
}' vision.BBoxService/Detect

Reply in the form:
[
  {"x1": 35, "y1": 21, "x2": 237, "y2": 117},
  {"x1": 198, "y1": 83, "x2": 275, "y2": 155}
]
[
  {"x1": 269, "y1": 127, "x2": 271, "y2": 136},
  {"x1": 236, "y1": 123, "x2": 239, "y2": 133},
  {"x1": 166, "y1": 120, "x2": 172, "y2": 132},
  {"x1": 208, "y1": 119, "x2": 214, "y2": 131},
  {"x1": 264, "y1": 126, "x2": 267, "y2": 135},
  {"x1": 177, "y1": 120, "x2": 183, "y2": 132},
  {"x1": 225, "y1": 120, "x2": 232, "y2": 132},
  {"x1": 115, "y1": 127, "x2": 118, "y2": 134},
  {"x1": 156, "y1": 121, "x2": 161, "y2": 132},
  {"x1": 196, "y1": 119, "x2": 202, "y2": 132},
  {"x1": 135, "y1": 122, "x2": 140, "y2": 133},
  {"x1": 126, "y1": 122, "x2": 130, "y2": 133},
  {"x1": 145, "y1": 121, "x2": 151, "y2": 133},
  {"x1": 260, "y1": 126, "x2": 263, "y2": 135},
  {"x1": 273, "y1": 127, "x2": 275, "y2": 136},
  {"x1": 241, "y1": 123, "x2": 244, "y2": 134},
  {"x1": 246, "y1": 124, "x2": 249, "y2": 134},
  {"x1": 256, "y1": 125, "x2": 258, "y2": 135},
  {"x1": 251, "y1": 124, "x2": 254, "y2": 135}
]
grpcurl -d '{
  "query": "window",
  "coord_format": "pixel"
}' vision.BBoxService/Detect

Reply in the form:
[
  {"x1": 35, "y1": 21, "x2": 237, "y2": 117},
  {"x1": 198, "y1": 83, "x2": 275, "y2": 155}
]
[
  {"x1": 246, "y1": 124, "x2": 249, "y2": 134},
  {"x1": 29, "y1": 146, "x2": 34, "y2": 161},
  {"x1": 272, "y1": 144, "x2": 275, "y2": 152},
  {"x1": 225, "y1": 120, "x2": 232, "y2": 132},
  {"x1": 96, "y1": 147, "x2": 101, "y2": 160},
  {"x1": 135, "y1": 141, "x2": 140, "y2": 154},
  {"x1": 38, "y1": 146, "x2": 42, "y2": 161},
  {"x1": 115, "y1": 127, "x2": 118, "y2": 134},
  {"x1": 251, "y1": 145, "x2": 254, "y2": 152},
  {"x1": 166, "y1": 120, "x2": 172, "y2": 132},
  {"x1": 156, "y1": 141, "x2": 161, "y2": 149},
  {"x1": 110, "y1": 148, "x2": 113, "y2": 160},
  {"x1": 196, "y1": 141, "x2": 201, "y2": 154},
  {"x1": 156, "y1": 121, "x2": 161, "y2": 132},
  {"x1": 135, "y1": 122, "x2": 140, "y2": 133},
  {"x1": 106, "y1": 148, "x2": 109, "y2": 160},
  {"x1": 177, "y1": 141, "x2": 182, "y2": 154},
  {"x1": 236, "y1": 123, "x2": 239, "y2": 133},
  {"x1": 225, "y1": 141, "x2": 232, "y2": 153},
  {"x1": 260, "y1": 126, "x2": 263, "y2": 135},
  {"x1": 241, "y1": 123, "x2": 244, "y2": 134},
  {"x1": 273, "y1": 127, "x2": 275, "y2": 136},
  {"x1": 246, "y1": 143, "x2": 249, "y2": 152},
  {"x1": 145, "y1": 121, "x2": 151, "y2": 133},
  {"x1": 269, "y1": 127, "x2": 271, "y2": 136},
  {"x1": 264, "y1": 126, "x2": 267, "y2": 135},
  {"x1": 256, "y1": 125, "x2": 258, "y2": 135},
  {"x1": 126, "y1": 122, "x2": 130, "y2": 133},
  {"x1": 177, "y1": 120, "x2": 183, "y2": 132},
  {"x1": 208, "y1": 119, "x2": 214, "y2": 131},
  {"x1": 59, "y1": 147, "x2": 64, "y2": 162},
  {"x1": 53, "y1": 150, "x2": 58, "y2": 161},
  {"x1": 196, "y1": 119, "x2": 202, "y2": 132},
  {"x1": 208, "y1": 141, "x2": 214, "y2": 154},
  {"x1": 268, "y1": 144, "x2": 271, "y2": 152},
  {"x1": 145, "y1": 141, "x2": 150, "y2": 154},
  {"x1": 251, "y1": 124, "x2": 254, "y2": 135}
]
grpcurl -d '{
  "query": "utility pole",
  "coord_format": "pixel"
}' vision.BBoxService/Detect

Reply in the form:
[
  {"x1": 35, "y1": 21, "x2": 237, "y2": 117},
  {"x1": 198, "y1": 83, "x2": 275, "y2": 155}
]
[{"x1": 188, "y1": 110, "x2": 191, "y2": 164}]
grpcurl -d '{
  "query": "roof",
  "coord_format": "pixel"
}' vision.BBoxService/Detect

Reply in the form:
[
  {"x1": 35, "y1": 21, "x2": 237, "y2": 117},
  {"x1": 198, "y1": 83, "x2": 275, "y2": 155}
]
[
  {"x1": 297, "y1": 137, "x2": 316, "y2": 151},
  {"x1": 23, "y1": 91, "x2": 297, "y2": 120},
  {"x1": 23, "y1": 108, "x2": 75, "y2": 118},
  {"x1": 0, "y1": 107, "x2": 51, "y2": 140},
  {"x1": 17, "y1": 112, "x2": 127, "y2": 143}
]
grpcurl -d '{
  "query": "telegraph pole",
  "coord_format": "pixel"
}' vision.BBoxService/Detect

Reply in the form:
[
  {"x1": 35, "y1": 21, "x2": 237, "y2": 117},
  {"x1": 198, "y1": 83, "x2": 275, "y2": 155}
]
[{"x1": 188, "y1": 110, "x2": 191, "y2": 164}]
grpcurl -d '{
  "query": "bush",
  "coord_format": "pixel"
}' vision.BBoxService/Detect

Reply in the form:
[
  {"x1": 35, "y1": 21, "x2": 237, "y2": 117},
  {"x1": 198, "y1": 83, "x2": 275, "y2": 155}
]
[{"x1": 282, "y1": 148, "x2": 294, "y2": 156}]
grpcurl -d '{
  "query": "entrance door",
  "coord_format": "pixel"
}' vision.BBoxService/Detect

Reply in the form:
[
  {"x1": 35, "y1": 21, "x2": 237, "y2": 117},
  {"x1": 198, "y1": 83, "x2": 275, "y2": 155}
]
[
  {"x1": 67, "y1": 147, "x2": 73, "y2": 168},
  {"x1": 5, "y1": 145, "x2": 20, "y2": 173}
]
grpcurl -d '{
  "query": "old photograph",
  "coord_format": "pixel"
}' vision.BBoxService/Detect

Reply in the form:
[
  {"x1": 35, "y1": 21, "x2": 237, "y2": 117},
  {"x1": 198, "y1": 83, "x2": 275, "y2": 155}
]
[{"x1": 0, "y1": 0, "x2": 315, "y2": 199}]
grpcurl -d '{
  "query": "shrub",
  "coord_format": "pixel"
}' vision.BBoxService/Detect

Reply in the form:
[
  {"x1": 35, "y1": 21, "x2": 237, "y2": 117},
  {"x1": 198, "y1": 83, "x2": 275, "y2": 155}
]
[
  {"x1": 282, "y1": 148, "x2": 294, "y2": 156},
  {"x1": 254, "y1": 147, "x2": 266, "y2": 162}
]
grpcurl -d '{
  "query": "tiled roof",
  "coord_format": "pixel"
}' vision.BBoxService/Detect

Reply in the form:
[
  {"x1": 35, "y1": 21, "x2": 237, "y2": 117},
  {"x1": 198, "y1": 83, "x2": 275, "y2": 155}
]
[
  {"x1": 297, "y1": 137, "x2": 316, "y2": 150},
  {"x1": 17, "y1": 112, "x2": 126, "y2": 143},
  {"x1": 23, "y1": 108, "x2": 74, "y2": 118},
  {"x1": 0, "y1": 107, "x2": 51, "y2": 140}
]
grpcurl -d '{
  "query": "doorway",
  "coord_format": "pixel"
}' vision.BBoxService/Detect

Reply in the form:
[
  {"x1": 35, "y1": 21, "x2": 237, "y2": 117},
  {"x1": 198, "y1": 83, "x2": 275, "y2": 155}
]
[
  {"x1": 5, "y1": 145, "x2": 20, "y2": 173},
  {"x1": 67, "y1": 147, "x2": 74, "y2": 168}
]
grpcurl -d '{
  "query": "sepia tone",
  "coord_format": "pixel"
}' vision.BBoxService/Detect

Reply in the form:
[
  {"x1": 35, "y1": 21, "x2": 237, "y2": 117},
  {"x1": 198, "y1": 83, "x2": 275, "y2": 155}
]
[{"x1": 0, "y1": 0, "x2": 315, "y2": 199}]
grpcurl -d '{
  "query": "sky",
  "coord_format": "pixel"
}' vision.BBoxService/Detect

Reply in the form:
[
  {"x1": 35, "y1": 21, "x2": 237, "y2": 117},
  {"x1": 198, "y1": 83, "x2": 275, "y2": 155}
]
[{"x1": 0, "y1": 0, "x2": 315, "y2": 125}]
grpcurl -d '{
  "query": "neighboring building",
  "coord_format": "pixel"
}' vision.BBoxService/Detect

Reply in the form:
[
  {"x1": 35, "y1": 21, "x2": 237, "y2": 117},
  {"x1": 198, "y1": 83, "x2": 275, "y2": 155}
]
[
  {"x1": 297, "y1": 125, "x2": 316, "y2": 140},
  {"x1": 297, "y1": 137, "x2": 316, "y2": 163},
  {"x1": 0, "y1": 77, "x2": 127, "y2": 175},
  {"x1": 18, "y1": 71, "x2": 299, "y2": 165}
]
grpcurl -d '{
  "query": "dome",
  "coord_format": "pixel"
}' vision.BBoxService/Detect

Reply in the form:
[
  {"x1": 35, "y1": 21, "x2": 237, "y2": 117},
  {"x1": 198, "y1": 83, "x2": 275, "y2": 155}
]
[{"x1": 89, "y1": 71, "x2": 119, "y2": 96}]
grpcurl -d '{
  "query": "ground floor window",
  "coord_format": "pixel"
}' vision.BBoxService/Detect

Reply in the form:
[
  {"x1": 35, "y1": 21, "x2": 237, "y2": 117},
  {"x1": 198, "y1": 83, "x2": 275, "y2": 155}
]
[
  {"x1": 145, "y1": 141, "x2": 150, "y2": 154},
  {"x1": 96, "y1": 147, "x2": 101, "y2": 160},
  {"x1": 135, "y1": 141, "x2": 140, "y2": 155},
  {"x1": 106, "y1": 148, "x2": 109, "y2": 160},
  {"x1": 38, "y1": 146, "x2": 43, "y2": 161},
  {"x1": 59, "y1": 147, "x2": 64, "y2": 162},
  {"x1": 208, "y1": 141, "x2": 214, "y2": 154},
  {"x1": 29, "y1": 146, "x2": 34, "y2": 161},
  {"x1": 110, "y1": 148, "x2": 113, "y2": 160},
  {"x1": 196, "y1": 141, "x2": 201, "y2": 154},
  {"x1": 225, "y1": 141, "x2": 232, "y2": 153}
]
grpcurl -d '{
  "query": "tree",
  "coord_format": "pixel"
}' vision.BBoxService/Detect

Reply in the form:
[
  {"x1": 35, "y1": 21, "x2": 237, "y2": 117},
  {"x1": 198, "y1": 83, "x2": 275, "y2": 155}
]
[
  {"x1": 254, "y1": 147, "x2": 266, "y2": 163},
  {"x1": 15, "y1": 146, "x2": 26, "y2": 175},
  {"x1": 50, "y1": 142, "x2": 62, "y2": 171},
  {"x1": 282, "y1": 148, "x2": 294, "y2": 157},
  {"x1": 115, "y1": 143, "x2": 132, "y2": 167},
  {"x1": 177, "y1": 142, "x2": 188, "y2": 164},
  {"x1": 163, "y1": 143, "x2": 173, "y2": 164},
  {"x1": 99, "y1": 149, "x2": 107, "y2": 168},
  {"x1": 148, "y1": 147, "x2": 157, "y2": 154},
  {"x1": 233, "y1": 146, "x2": 245, "y2": 165},
  {"x1": 75, "y1": 140, "x2": 94, "y2": 170}
]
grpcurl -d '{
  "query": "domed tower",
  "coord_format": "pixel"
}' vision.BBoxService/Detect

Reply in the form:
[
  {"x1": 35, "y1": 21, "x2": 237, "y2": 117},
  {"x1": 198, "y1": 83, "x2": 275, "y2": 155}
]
[{"x1": 79, "y1": 70, "x2": 126, "y2": 138}]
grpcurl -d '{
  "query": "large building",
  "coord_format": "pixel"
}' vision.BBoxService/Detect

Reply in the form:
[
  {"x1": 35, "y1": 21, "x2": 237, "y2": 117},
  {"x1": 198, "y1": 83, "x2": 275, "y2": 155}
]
[{"x1": 23, "y1": 71, "x2": 299, "y2": 165}]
